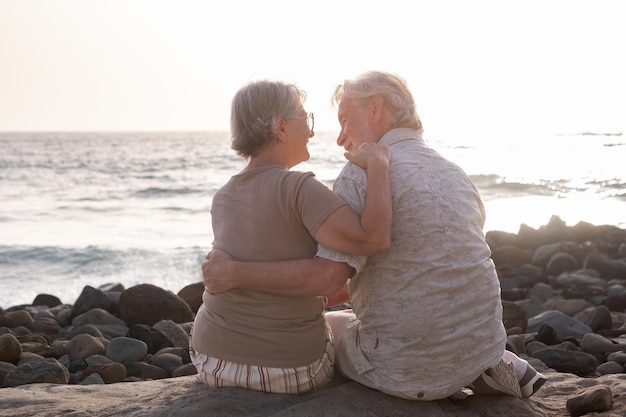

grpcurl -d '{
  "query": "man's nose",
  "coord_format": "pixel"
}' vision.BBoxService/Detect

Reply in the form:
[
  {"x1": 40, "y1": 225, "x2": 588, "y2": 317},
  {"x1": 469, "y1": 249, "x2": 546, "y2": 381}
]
[{"x1": 336, "y1": 132, "x2": 347, "y2": 147}]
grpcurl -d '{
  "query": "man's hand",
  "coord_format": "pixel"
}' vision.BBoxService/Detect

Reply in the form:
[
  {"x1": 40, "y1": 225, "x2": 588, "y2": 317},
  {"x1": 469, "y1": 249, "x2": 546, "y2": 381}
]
[{"x1": 202, "y1": 249, "x2": 235, "y2": 294}]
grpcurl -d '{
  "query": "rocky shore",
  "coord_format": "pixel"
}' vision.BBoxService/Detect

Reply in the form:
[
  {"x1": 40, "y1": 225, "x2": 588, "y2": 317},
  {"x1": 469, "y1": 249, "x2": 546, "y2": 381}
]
[{"x1": 1, "y1": 215, "x2": 626, "y2": 416}]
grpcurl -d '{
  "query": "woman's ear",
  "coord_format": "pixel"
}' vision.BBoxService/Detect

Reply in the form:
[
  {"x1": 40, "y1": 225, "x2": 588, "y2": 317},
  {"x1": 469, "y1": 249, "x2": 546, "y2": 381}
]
[{"x1": 275, "y1": 117, "x2": 288, "y2": 142}]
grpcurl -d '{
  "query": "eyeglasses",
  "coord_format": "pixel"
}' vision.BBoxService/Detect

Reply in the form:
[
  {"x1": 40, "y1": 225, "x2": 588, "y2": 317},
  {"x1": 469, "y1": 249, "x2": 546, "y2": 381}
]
[{"x1": 290, "y1": 112, "x2": 314, "y2": 133}]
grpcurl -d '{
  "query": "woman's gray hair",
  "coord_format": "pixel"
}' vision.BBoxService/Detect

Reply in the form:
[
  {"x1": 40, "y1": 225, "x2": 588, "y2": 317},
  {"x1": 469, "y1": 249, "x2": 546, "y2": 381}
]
[
  {"x1": 230, "y1": 80, "x2": 306, "y2": 158},
  {"x1": 332, "y1": 71, "x2": 423, "y2": 135}
]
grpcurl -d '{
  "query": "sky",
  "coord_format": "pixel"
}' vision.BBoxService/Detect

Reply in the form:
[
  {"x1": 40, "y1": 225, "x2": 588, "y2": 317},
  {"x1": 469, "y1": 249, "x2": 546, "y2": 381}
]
[{"x1": 1, "y1": 0, "x2": 625, "y2": 138}]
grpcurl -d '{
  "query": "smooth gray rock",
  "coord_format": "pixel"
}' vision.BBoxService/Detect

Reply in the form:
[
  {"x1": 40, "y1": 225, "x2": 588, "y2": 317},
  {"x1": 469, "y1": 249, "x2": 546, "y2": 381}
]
[
  {"x1": 527, "y1": 310, "x2": 592, "y2": 341},
  {"x1": 153, "y1": 319, "x2": 190, "y2": 348},
  {"x1": 580, "y1": 333, "x2": 620, "y2": 354},
  {"x1": 104, "y1": 336, "x2": 147, "y2": 365},
  {"x1": 566, "y1": 385, "x2": 612, "y2": 416},
  {"x1": 4, "y1": 373, "x2": 626, "y2": 417},
  {"x1": 2, "y1": 358, "x2": 70, "y2": 387},
  {"x1": 531, "y1": 348, "x2": 598, "y2": 376}
]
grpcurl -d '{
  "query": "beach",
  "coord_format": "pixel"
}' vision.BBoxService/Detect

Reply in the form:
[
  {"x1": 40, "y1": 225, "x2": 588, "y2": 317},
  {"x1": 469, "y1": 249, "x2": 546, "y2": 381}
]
[{"x1": 1, "y1": 216, "x2": 626, "y2": 416}]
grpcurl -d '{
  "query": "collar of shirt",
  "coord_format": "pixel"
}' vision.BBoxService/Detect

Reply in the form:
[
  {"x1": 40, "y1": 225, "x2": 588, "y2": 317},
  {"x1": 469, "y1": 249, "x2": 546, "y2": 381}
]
[{"x1": 379, "y1": 128, "x2": 423, "y2": 147}]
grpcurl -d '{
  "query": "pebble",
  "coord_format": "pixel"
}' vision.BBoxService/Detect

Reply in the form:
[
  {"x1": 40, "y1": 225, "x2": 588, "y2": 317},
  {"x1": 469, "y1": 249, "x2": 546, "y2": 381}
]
[
  {"x1": 70, "y1": 285, "x2": 113, "y2": 319},
  {"x1": 566, "y1": 385, "x2": 613, "y2": 415},
  {"x1": 3, "y1": 358, "x2": 70, "y2": 387},
  {"x1": 105, "y1": 337, "x2": 148, "y2": 365},
  {"x1": 0, "y1": 333, "x2": 22, "y2": 362},
  {"x1": 30, "y1": 316, "x2": 61, "y2": 335},
  {"x1": 66, "y1": 333, "x2": 106, "y2": 360},
  {"x1": 152, "y1": 320, "x2": 189, "y2": 348},
  {"x1": 607, "y1": 351, "x2": 626, "y2": 365},
  {"x1": 177, "y1": 282, "x2": 204, "y2": 313},
  {"x1": 580, "y1": 333, "x2": 621, "y2": 354},
  {"x1": 546, "y1": 252, "x2": 579, "y2": 275},
  {"x1": 79, "y1": 363, "x2": 127, "y2": 383},
  {"x1": 17, "y1": 352, "x2": 46, "y2": 365},
  {"x1": 585, "y1": 251, "x2": 626, "y2": 278},
  {"x1": 596, "y1": 361, "x2": 624, "y2": 375},
  {"x1": 542, "y1": 298, "x2": 592, "y2": 316},
  {"x1": 172, "y1": 362, "x2": 198, "y2": 377},
  {"x1": 85, "y1": 355, "x2": 113, "y2": 367},
  {"x1": 126, "y1": 361, "x2": 168, "y2": 380},
  {"x1": 573, "y1": 305, "x2": 613, "y2": 332},
  {"x1": 79, "y1": 372, "x2": 105, "y2": 385},
  {"x1": 527, "y1": 310, "x2": 593, "y2": 341},
  {"x1": 4, "y1": 310, "x2": 33, "y2": 328},
  {"x1": 151, "y1": 352, "x2": 183, "y2": 377},
  {"x1": 532, "y1": 348, "x2": 599, "y2": 376},
  {"x1": 118, "y1": 283, "x2": 194, "y2": 326},
  {"x1": 32, "y1": 294, "x2": 62, "y2": 308},
  {"x1": 0, "y1": 361, "x2": 18, "y2": 381},
  {"x1": 126, "y1": 324, "x2": 173, "y2": 354},
  {"x1": 67, "y1": 324, "x2": 105, "y2": 340}
]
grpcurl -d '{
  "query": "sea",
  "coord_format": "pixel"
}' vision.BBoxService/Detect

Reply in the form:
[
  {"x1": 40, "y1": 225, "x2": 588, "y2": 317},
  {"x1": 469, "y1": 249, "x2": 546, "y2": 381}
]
[{"x1": 1, "y1": 130, "x2": 625, "y2": 309}]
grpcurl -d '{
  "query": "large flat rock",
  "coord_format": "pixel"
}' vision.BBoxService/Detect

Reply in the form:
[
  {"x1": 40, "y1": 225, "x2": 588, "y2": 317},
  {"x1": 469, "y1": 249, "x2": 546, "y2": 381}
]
[{"x1": 2, "y1": 371, "x2": 625, "y2": 417}]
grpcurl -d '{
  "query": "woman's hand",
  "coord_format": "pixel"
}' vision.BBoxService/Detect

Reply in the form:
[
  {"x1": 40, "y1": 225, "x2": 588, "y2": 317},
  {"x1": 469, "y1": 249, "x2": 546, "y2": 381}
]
[{"x1": 344, "y1": 143, "x2": 390, "y2": 169}]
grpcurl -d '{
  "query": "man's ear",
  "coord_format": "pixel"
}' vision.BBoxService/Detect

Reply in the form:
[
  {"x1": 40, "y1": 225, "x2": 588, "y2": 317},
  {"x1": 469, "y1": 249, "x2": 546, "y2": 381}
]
[{"x1": 369, "y1": 96, "x2": 385, "y2": 123}]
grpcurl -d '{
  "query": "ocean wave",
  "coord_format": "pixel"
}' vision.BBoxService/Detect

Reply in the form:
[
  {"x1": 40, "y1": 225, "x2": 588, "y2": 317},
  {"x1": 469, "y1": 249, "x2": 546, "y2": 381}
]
[
  {"x1": 578, "y1": 132, "x2": 623, "y2": 137},
  {"x1": 0, "y1": 245, "x2": 123, "y2": 270},
  {"x1": 587, "y1": 178, "x2": 626, "y2": 189},
  {"x1": 55, "y1": 204, "x2": 123, "y2": 213},
  {"x1": 133, "y1": 187, "x2": 204, "y2": 198},
  {"x1": 469, "y1": 174, "x2": 578, "y2": 198},
  {"x1": 0, "y1": 245, "x2": 205, "y2": 271},
  {"x1": 0, "y1": 245, "x2": 206, "y2": 308}
]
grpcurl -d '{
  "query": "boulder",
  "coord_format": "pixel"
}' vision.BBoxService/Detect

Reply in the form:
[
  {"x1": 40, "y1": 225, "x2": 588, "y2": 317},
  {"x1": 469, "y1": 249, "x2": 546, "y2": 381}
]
[
  {"x1": 118, "y1": 284, "x2": 193, "y2": 326},
  {"x1": 2, "y1": 358, "x2": 70, "y2": 387},
  {"x1": 0, "y1": 333, "x2": 22, "y2": 363},
  {"x1": 177, "y1": 282, "x2": 204, "y2": 313},
  {"x1": 2, "y1": 372, "x2": 626, "y2": 417}
]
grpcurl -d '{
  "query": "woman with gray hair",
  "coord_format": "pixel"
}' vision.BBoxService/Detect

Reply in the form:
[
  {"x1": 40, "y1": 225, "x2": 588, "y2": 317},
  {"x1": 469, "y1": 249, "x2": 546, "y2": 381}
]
[{"x1": 190, "y1": 79, "x2": 392, "y2": 394}]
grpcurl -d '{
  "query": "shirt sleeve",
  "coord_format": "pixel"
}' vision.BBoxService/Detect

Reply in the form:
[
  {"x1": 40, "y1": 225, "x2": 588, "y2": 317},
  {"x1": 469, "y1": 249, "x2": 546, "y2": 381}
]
[
  {"x1": 295, "y1": 171, "x2": 348, "y2": 237},
  {"x1": 315, "y1": 163, "x2": 368, "y2": 274}
]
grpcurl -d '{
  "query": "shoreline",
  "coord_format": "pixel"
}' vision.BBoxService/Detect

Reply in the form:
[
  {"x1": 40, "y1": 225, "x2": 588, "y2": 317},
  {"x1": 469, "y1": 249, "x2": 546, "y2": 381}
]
[{"x1": 2, "y1": 215, "x2": 626, "y2": 310}]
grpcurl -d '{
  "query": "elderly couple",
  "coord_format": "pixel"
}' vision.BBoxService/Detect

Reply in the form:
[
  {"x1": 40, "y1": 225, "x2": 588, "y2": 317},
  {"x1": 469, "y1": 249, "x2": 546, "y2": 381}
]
[{"x1": 189, "y1": 71, "x2": 547, "y2": 401}]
